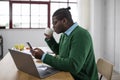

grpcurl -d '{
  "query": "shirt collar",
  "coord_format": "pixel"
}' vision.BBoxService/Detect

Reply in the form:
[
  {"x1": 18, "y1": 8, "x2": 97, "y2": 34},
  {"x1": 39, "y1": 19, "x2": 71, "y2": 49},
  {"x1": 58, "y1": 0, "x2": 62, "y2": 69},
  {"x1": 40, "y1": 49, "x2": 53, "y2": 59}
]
[{"x1": 64, "y1": 22, "x2": 78, "y2": 36}]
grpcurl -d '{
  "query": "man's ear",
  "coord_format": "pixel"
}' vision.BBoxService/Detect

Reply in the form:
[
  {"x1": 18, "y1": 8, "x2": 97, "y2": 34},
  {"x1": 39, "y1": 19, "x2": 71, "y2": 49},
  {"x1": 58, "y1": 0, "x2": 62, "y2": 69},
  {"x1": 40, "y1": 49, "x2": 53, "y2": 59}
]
[{"x1": 62, "y1": 18, "x2": 68, "y2": 25}]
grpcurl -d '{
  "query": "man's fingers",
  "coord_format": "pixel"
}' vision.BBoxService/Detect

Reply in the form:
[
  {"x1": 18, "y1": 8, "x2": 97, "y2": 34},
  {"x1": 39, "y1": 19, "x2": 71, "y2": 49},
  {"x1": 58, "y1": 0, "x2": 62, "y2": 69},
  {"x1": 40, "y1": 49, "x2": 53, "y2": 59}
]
[
  {"x1": 30, "y1": 49, "x2": 36, "y2": 56},
  {"x1": 30, "y1": 49, "x2": 33, "y2": 53},
  {"x1": 44, "y1": 33, "x2": 48, "y2": 36},
  {"x1": 34, "y1": 48, "x2": 39, "y2": 50},
  {"x1": 44, "y1": 33, "x2": 52, "y2": 38}
]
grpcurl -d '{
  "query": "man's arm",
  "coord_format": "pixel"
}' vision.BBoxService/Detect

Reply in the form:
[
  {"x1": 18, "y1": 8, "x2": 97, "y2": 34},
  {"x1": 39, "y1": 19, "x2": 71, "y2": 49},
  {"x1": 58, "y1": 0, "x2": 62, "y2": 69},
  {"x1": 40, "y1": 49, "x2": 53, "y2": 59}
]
[{"x1": 45, "y1": 36, "x2": 59, "y2": 55}]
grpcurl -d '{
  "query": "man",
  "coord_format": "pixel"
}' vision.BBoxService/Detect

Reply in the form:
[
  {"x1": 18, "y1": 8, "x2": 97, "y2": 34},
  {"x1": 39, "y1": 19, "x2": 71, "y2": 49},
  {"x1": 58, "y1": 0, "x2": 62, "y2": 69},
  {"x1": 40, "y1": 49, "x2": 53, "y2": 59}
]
[{"x1": 31, "y1": 7, "x2": 99, "y2": 80}]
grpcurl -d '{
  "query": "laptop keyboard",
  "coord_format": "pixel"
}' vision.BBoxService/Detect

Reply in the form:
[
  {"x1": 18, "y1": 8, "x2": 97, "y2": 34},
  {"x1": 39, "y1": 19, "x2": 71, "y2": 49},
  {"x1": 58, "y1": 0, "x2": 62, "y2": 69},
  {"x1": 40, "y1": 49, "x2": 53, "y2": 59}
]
[{"x1": 37, "y1": 66, "x2": 59, "y2": 78}]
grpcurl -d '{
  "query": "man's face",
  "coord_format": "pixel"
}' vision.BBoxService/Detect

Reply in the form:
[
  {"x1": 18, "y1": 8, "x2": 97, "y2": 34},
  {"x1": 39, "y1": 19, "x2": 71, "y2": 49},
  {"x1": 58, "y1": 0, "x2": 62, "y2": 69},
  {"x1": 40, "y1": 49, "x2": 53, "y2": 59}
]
[{"x1": 52, "y1": 16, "x2": 65, "y2": 34}]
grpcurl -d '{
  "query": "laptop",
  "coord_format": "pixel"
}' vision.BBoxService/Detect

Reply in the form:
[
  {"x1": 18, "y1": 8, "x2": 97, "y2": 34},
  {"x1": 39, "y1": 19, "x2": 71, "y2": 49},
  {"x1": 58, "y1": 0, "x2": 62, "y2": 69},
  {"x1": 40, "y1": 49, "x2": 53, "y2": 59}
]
[{"x1": 8, "y1": 49, "x2": 59, "y2": 78}]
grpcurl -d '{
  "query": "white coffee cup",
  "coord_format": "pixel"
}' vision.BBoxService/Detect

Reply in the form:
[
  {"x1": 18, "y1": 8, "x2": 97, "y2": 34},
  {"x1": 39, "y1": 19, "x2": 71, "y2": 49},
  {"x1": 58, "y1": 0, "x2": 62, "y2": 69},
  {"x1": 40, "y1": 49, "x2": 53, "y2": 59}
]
[{"x1": 44, "y1": 28, "x2": 53, "y2": 35}]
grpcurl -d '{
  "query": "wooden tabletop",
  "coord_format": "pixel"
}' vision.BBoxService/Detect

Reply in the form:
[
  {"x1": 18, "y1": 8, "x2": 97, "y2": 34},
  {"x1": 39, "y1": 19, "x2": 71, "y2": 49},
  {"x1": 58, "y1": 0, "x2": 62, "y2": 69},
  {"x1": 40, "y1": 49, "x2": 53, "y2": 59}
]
[{"x1": 0, "y1": 53, "x2": 74, "y2": 80}]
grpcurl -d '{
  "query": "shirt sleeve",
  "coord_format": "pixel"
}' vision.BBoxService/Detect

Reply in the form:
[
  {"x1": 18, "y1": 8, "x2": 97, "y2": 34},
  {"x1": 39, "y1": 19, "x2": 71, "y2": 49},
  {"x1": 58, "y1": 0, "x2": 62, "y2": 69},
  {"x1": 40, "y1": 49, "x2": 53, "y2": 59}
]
[{"x1": 41, "y1": 53, "x2": 47, "y2": 61}]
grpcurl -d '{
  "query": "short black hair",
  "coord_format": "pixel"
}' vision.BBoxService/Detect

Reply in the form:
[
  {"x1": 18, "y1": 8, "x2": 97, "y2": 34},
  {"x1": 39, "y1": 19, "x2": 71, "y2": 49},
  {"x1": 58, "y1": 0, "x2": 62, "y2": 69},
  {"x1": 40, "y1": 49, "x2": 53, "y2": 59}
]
[{"x1": 52, "y1": 7, "x2": 73, "y2": 22}]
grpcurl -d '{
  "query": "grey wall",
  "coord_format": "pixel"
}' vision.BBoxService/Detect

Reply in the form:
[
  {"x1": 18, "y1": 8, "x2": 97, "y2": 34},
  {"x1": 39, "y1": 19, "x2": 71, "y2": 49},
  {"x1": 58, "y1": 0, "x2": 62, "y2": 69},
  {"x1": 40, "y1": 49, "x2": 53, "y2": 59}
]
[
  {"x1": 90, "y1": 0, "x2": 105, "y2": 61},
  {"x1": 115, "y1": 0, "x2": 120, "y2": 73},
  {"x1": 104, "y1": 0, "x2": 120, "y2": 73}
]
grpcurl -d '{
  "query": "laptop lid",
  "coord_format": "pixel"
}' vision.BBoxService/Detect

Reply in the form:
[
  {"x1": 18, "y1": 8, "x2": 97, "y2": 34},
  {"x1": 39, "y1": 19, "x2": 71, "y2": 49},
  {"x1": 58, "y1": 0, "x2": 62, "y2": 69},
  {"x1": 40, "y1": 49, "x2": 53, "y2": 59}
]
[
  {"x1": 9, "y1": 49, "x2": 40, "y2": 78},
  {"x1": 9, "y1": 49, "x2": 59, "y2": 79}
]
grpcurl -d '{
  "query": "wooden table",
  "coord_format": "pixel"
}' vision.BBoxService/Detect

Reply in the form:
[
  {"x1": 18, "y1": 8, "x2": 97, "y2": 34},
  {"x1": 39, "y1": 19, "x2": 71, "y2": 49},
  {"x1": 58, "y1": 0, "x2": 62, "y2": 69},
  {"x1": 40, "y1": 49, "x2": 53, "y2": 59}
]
[{"x1": 0, "y1": 53, "x2": 74, "y2": 80}]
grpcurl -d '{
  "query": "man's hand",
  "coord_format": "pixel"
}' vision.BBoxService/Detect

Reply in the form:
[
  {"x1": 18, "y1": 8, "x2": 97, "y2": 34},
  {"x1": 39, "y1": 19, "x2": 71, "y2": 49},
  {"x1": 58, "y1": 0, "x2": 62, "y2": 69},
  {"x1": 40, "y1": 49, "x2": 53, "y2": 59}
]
[
  {"x1": 30, "y1": 48, "x2": 44, "y2": 59},
  {"x1": 44, "y1": 33, "x2": 53, "y2": 39}
]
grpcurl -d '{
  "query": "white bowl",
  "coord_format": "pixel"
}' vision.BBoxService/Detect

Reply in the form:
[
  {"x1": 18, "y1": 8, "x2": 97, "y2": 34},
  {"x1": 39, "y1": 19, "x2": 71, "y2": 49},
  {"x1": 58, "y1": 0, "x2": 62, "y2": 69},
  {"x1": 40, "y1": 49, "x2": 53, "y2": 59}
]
[{"x1": 44, "y1": 28, "x2": 53, "y2": 35}]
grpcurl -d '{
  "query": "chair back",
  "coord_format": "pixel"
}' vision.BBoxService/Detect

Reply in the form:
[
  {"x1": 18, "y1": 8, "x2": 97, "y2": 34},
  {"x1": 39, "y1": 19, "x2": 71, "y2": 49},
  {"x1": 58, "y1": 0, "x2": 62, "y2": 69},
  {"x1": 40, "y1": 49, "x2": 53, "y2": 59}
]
[{"x1": 97, "y1": 58, "x2": 113, "y2": 80}]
